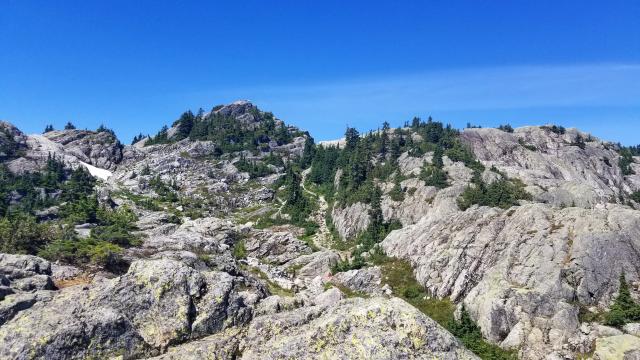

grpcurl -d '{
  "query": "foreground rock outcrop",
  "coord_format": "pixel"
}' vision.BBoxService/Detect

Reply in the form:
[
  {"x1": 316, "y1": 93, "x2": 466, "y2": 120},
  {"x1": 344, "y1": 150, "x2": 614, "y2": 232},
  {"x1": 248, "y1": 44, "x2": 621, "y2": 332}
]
[
  {"x1": 156, "y1": 296, "x2": 479, "y2": 360},
  {"x1": 0, "y1": 258, "x2": 262, "y2": 359}
]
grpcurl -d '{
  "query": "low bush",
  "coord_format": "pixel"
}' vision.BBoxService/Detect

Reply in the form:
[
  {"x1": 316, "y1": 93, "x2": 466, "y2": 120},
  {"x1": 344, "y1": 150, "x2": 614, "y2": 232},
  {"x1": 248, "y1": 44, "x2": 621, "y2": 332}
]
[{"x1": 458, "y1": 178, "x2": 531, "y2": 210}]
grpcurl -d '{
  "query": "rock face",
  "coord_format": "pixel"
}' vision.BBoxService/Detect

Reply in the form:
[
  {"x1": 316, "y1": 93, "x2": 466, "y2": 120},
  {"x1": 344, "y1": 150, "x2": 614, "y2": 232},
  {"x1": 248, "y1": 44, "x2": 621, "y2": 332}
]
[
  {"x1": 593, "y1": 334, "x2": 640, "y2": 360},
  {"x1": 332, "y1": 266, "x2": 384, "y2": 296},
  {"x1": 343, "y1": 143, "x2": 640, "y2": 357},
  {"x1": 0, "y1": 254, "x2": 55, "y2": 326},
  {"x1": 241, "y1": 297, "x2": 479, "y2": 360},
  {"x1": 331, "y1": 202, "x2": 371, "y2": 240},
  {"x1": 6, "y1": 129, "x2": 123, "y2": 174},
  {"x1": 318, "y1": 126, "x2": 640, "y2": 358},
  {"x1": 0, "y1": 258, "x2": 261, "y2": 359},
  {"x1": 44, "y1": 129, "x2": 123, "y2": 170},
  {"x1": 382, "y1": 192, "x2": 640, "y2": 357},
  {"x1": 460, "y1": 126, "x2": 636, "y2": 207}
]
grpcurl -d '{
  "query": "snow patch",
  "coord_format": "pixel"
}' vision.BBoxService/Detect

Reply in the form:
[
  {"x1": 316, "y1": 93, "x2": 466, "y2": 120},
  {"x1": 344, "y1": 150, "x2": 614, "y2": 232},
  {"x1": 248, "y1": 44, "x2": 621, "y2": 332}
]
[{"x1": 80, "y1": 161, "x2": 113, "y2": 181}]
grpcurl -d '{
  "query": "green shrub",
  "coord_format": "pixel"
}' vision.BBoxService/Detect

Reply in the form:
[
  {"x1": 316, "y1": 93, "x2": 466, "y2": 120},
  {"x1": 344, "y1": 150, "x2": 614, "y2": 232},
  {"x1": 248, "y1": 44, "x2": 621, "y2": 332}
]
[
  {"x1": 233, "y1": 240, "x2": 246, "y2": 259},
  {"x1": 39, "y1": 237, "x2": 123, "y2": 268},
  {"x1": 544, "y1": 125, "x2": 566, "y2": 135},
  {"x1": 421, "y1": 165, "x2": 448, "y2": 189},
  {"x1": 389, "y1": 180, "x2": 405, "y2": 201},
  {"x1": 402, "y1": 284, "x2": 423, "y2": 299},
  {"x1": 60, "y1": 196, "x2": 99, "y2": 224},
  {"x1": 458, "y1": 178, "x2": 531, "y2": 210},
  {"x1": 92, "y1": 206, "x2": 140, "y2": 246},
  {"x1": 620, "y1": 148, "x2": 636, "y2": 176},
  {"x1": 0, "y1": 212, "x2": 58, "y2": 254},
  {"x1": 449, "y1": 306, "x2": 518, "y2": 360},
  {"x1": 518, "y1": 138, "x2": 537, "y2": 151},
  {"x1": 497, "y1": 124, "x2": 514, "y2": 133},
  {"x1": 235, "y1": 157, "x2": 275, "y2": 178},
  {"x1": 331, "y1": 253, "x2": 366, "y2": 273}
]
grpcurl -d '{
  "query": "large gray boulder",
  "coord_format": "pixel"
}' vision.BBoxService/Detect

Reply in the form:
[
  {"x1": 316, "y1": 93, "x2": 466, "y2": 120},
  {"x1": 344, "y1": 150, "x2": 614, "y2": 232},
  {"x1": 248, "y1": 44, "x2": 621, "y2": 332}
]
[
  {"x1": 245, "y1": 230, "x2": 313, "y2": 265},
  {"x1": 0, "y1": 258, "x2": 261, "y2": 359},
  {"x1": 44, "y1": 129, "x2": 123, "y2": 170},
  {"x1": 240, "y1": 297, "x2": 479, "y2": 359}
]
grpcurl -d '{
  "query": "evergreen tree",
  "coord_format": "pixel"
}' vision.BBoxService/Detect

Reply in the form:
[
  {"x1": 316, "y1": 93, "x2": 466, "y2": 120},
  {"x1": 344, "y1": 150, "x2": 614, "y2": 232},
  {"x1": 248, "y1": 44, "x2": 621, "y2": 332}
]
[
  {"x1": 131, "y1": 133, "x2": 146, "y2": 145},
  {"x1": 378, "y1": 121, "x2": 390, "y2": 156},
  {"x1": 411, "y1": 117, "x2": 421, "y2": 129},
  {"x1": 345, "y1": 127, "x2": 359, "y2": 151},
  {"x1": 274, "y1": 123, "x2": 292, "y2": 145},
  {"x1": 432, "y1": 146, "x2": 444, "y2": 168},
  {"x1": 96, "y1": 124, "x2": 116, "y2": 136},
  {"x1": 282, "y1": 166, "x2": 311, "y2": 223},
  {"x1": 368, "y1": 186, "x2": 384, "y2": 234},
  {"x1": 571, "y1": 133, "x2": 586, "y2": 150},
  {"x1": 64, "y1": 122, "x2": 76, "y2": 130},
  {"x1": 299, "y1": 136, "x2": 316, "y2": 169},
  {"x1": 605, "y1": 272, "x2": 640, "y2": 327},
  {"x1": 175, "y1": 111, "x2": 195, "y2": 140},
  {"x1": 620, "y1": 148, "x2": 635, "y2": 176},
  {"x1": 43, "y1": 125, "x2": 54, "y2": 133},
  {"x1": 389, "y1": 177, "x2": 405, "y2": 201}
]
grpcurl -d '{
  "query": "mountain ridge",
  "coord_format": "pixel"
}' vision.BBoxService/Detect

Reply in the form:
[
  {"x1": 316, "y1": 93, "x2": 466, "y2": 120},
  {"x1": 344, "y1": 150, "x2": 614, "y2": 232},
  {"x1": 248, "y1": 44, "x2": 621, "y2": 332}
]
[{"x1": 0, "y1": 101, "x2": 639, "y2": 359}]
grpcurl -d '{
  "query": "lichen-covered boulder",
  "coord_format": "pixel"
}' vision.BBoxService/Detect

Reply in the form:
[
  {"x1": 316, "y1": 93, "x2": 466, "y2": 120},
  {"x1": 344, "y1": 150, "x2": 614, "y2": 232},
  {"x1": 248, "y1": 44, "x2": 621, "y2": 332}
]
[
  {"x1": 240, "y1": 297, "x2": 479, "y2": 359},
  {"x1": 0, "y1": 258, "x2": 261, "y2": 359}
]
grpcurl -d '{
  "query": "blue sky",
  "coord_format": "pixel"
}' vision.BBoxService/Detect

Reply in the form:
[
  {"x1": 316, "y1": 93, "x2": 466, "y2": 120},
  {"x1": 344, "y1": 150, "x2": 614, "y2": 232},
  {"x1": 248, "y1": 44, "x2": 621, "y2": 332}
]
[{"x1": 1, "y1": 1, "x2": 639, "y2": 144}]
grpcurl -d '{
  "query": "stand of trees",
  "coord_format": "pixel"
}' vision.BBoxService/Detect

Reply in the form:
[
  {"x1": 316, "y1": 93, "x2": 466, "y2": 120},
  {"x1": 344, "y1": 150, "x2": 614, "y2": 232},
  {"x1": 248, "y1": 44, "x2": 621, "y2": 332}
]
[
  {"x1": 0, "y1": 155, "x2": 138, "y2": 270},
  {"x1": 146, "y1": 106, "x2": 303, "y2": 154}
]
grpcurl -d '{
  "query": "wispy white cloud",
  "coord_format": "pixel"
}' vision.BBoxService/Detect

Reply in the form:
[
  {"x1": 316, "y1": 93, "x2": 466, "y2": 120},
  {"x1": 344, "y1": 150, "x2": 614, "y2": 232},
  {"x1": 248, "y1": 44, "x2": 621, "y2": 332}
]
[
  {"x1": 237, "y1": 63, "x2": 640, "y2": 110},
  {"x1": 193, "y1": 63, "x2": 640, "y2": 142}
]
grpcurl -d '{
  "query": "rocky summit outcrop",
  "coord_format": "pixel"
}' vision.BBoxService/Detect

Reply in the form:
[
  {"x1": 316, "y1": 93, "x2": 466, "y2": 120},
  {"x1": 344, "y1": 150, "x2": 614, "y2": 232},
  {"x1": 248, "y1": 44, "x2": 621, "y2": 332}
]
[{"x1": 319, "y1": 126, "x2": 640, "y2": 358}]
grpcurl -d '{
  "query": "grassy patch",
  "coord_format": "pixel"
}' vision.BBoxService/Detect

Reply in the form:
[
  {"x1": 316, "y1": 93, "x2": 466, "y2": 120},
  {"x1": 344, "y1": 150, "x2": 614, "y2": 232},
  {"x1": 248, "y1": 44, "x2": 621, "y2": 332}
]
[
  {"x1": 323, "y1": 282, "x2": 369, "y2": 298},
  {"x1": 378, "y1": 257, "x2": 455, "y2": 325},
  {"x1": 377, "y1": 257, "x2": 517, "y2": 359},
  {"x1": 232, "y1": 240, "x2": 246, "y2": 259}
]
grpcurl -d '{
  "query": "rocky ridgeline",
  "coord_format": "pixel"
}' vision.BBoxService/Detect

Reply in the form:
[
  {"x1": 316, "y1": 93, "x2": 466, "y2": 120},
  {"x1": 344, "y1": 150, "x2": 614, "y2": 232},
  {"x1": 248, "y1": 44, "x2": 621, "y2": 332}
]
[
  {"x1": 327, "y1": 126, "x2": 640, "y2": 358},
  {"x1": 0, "y1": 103, "x2": 475, "y2": 359},
  {"x1": 2, "y1": 105, "x2": 640, "y2": 359}
]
